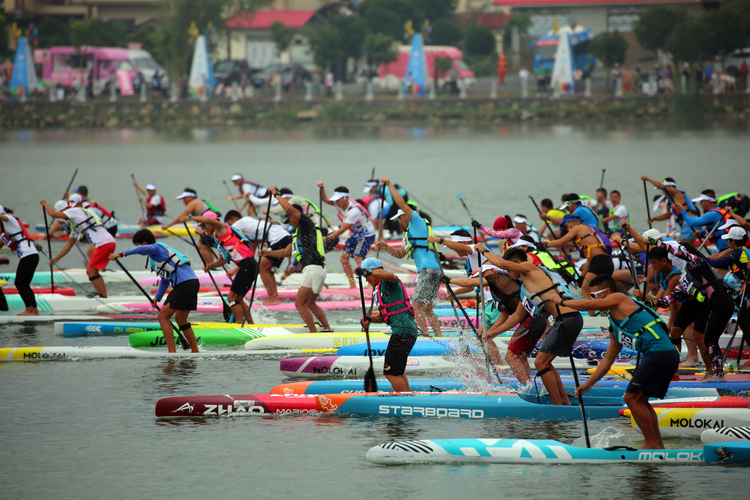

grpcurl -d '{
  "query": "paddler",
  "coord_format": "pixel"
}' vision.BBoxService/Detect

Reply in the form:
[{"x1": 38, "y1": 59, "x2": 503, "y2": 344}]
[
  {"x1": 162, "y1": 188, "x2": 218, "y2": 266},
  {"x1": 0, "y1": 206, "x2": 40, "y2": 315},
  {"x1": 357, "y1": 258, "x2": 419, "y2": 392},
  {"x1": 317, "y1": 182, "x2": 377, "y2": 288},
  {"x1": 179, "y1": 211, "x2": 257, "y2": 324},
  {"x1": 109, "y1": 230, "x2": 200, "y2": 353},
  {"x1": 546, "y1": 214, "x2": 614, "y2": 297},
  {"x1": 550, "y1": 275, "x2": 679, "y2": 449},
  {"x1": 41, "y1": 198, "x2": 116, "y2": 298},
  {"x1": 478, "y1": 245, "x2": 583, "y2": 405},
  {"x1": 226, "y1": 174, "x2": 266, "y2": 217},
  {"x1": 676, "y1": 190, "x2": 732, "y2": 251},
  {"x1": 376, "y1": 177, "x2": 442, "y2": 337},
  {"x1": 259, "y1": 187, "x2": 332, "y2": 333},
  {"x1": 133, "y1": 181, "x2": 166, "y2": 228},
  {"x1": 473, "y1": 215, "x2": 522, "y2": 251},
  {"x1": 641, "y1": 176, "x2": 699, "y2": 245},
  {"x1": 224, "y1": 209, "x2": 292, "y2": 306},
  {"x1": 360, "y1": 179, "x2": 387, "y2": 232}
]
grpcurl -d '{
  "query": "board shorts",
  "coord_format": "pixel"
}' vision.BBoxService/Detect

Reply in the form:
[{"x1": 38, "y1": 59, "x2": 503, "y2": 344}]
[
  {"x1": 508, "y1": 316, "x2": 548, "y2": 356},
  {"x1": 483, "y1": 301, "x2": 502, "y2": 327},
  {"x1": 164, "y1": 279, "x2": 199, "y2": 311},
  {"x1": 343, "y1": 234, "x2": 375, "y2": 259},
  {"x1": 412, "y1": 268, "x2": 441, "y2": 305},
  {"x1": 231, "y1": 258, "x2": 258, "y2": 297},
  {"x1": 106, "y1": 226, "x2": 118, "y2": 238},
  {"x1": 587, "y1": 254, "x2": 614, "y2": 276},
  {"x1": 383, "y1": 333, "x2": 418, "y2": 376},
  {"x1": 88, "y1": 242, "x2": 116, "y2": 271},
  {"x1": 627, "y1": 349, "x2": 680, "y2": 399},
  {"x1": 264, "y1": 235, "x2": 292, "y2": 269},
  {"x1": 539, "y1": 312, "x2": 584, "y2": 357},
  {"x1": 301, "y1": 265, "x2": 326, "y2": 295}
]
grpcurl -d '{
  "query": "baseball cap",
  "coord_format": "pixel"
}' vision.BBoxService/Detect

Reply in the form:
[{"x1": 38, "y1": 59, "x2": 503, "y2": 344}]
[
  {"x1": 176, "y1": 188, "x2": 197, "y2": 200},
  {"x1": 231, "y1": 174, "x2": 243, "y2": 181},
  {"x1": 560, "y1": 214, "x2": 581, "y2": 227},
  {"x1": 54, "y1": 200, "x2": 68, "y2": 212},
  {"x1": 692, "y1": 194, "x2": 716, "y2": 204},
  {"x1": 68, "y1": 193, "x2": 83, "y2": 204},
  {"x1": 75, "y1": 185, "x2": 88, "y2": 195},
  {"x1": 390, "y1": 209, "x2": 406, "y2": 221},
  {"x1": 718, "y1": 220, "x2": 739, "y2": 231},
  {"x1": 360, "y1": 258, "x2": 384, "y2": 270},
  {"x1": 722, "y1": 227, "x2": 747, "y2": 240},
  {"x1": 641, "y1": 229, "x2": 661, "y2": 240},
  {"x1": 328, "y1": 186, "x2": 350, "y2": 203},
  {"x1": 202, "y1": 211, "x2": 219, "y2": 220},
  {"x1": 146, "y1": 184, "x2": 157, "y2": 191}
]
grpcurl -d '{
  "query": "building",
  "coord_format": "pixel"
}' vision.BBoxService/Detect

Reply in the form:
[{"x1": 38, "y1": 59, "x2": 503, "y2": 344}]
[{"x1": 4, "y1": 0, "x2": 161, "y2": 31}]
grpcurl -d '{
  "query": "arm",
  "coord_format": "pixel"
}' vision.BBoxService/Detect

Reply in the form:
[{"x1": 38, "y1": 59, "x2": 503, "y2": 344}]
[
  {"x1": 0, "y1": 214, "x2": 8, "y2": 222},
  {"x1": 729, "y1": 211, "x2": 750, "y2": 231},
  {"x1": 163, "y1": 200, "x2": 200, "y2": 229},
  {"x1": 40, "y1": 200, "x2": 68, "y2": 220},
  {"x1": 550, "y1": 292, "x2": 625, "y2": 313},
  {"x1": 246, "y1": 193, "x2": 269, "y2": 206},
  {"x1": 546, "y1": 226, "x2": 580, "y2": 248},
  {"x1": 475, "y1": 244, "x2": 530, "y2": 274},
  {"x1": 260, "y1": 243, "x2": 292, "y2": 260},
  {"x1": 575, "y1": 335, "x2": 623, "y2": 396},
  {"x1": 154, "y1": 279, "x2": 169, "y2": 303},
  {"x1": 376, "y1": 241, "x2": 407, "y2": 259},
  {"x1": 427, "y1": 236, "x2": 472, "y2": 257},
  {"x1": 478, "y1": 225, "x2": 521, "y2": 240},
  {"x1": 678, "y1": 208, "x2": 720, "y2": 228},
  {"x1": 316, "y1": 182, "x2": 333, "y2": 206},
  {"x1": 327, "y1": 222, "x2": 352, "y2": 240},
  {"x1": 367, "y1": 268, "x2": 397, "y2": 284},
  {"x1": 381, "y1": 177, "x2": 411, "y2": 219},
  {"x1": 485, "y1": 301, "x2": 528, "y2": 340},
  {"x1": 707, "y1": 249, "x2": 741, "y2": 269},
  {"x1": 134, "y1": 181, "x2": 147, "y2": 197},
  {"x1": 52, "y1": 237, "x2": 77, "y2": 264},
  {"x1": 448, "y1": 277, "x2": 480, "y2": 288},
  {"x1": 270, "y1": 188, "x2": 301, "y2": 227},
  {"x1": 181, "y1": 215, "x2": 226, "y2": 237}
]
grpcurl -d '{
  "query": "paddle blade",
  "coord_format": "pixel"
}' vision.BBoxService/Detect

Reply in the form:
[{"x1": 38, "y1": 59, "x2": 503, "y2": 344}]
[
  {"x1": 223, "y1": 302, "x2": 232, "y2": 323},
  {"x1": 177, "y1": 332, "x2": 190, "y2": 351},
  {"x1": 0, "y1": 289, "x2": 8, "y2": 312},
  {"x1": 364, "y1": 367, "x2": 378, "y2": 393},
  {"x1": 456, "y1": 193, "x2": 462, "y2": 198}
]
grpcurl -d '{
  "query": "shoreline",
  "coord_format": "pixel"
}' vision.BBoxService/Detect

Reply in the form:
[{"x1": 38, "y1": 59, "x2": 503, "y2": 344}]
[{"x1": 2, "y1": 94, "x2": 749, "y2": 129}]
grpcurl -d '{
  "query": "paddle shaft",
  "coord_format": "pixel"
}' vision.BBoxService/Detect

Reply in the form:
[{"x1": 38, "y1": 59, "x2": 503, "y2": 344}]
[
  {"x1": 113, "y1": 258, "x2": 188, "y2": 349},
  {"x1": 376, "y1": 184, "x2": 386, "y2": 258},
  {"x1": 529, "y1": 196, "x2": 580, "y2": 280},
  {"x1": 131, "y1": 174, "x2": 146, "y2": 219},
  {"x1": 223, "y1": 180, "x2": 239, "y2": 209},
  {"x1": 357, "y1": 275, "x2": 377, "y2": 393},
  {"x1": 599, "y1": 169, "x2": 606, "y2": 190},
  {"x1": 476, "y1": 257, "x2": 492, "y2": 383},
  {"x1": 183, "y1": 222, "x2": 232, "y2": 317},
  {"x1": 556, "y1": 304, "x2": 591, "y2": 448},
  {"x1": 643, "y1": 180, "x2": 652, "y2": 229},
  {"x1": 64, "y1": 168, "x2": 78, "y2": 199},
  {"x1": 696, "y1": 217, "x2": 723, "y2": 254},
  {"x1": 242, "y1": 196, "x2": 273, "y2": 327},
  {"x1": 622, "y1": 240, "x2": 642, "y2": 369},
  {"x1": 42, "y1": 207, "x2": 55, "y2": 293},
  {"x1": 458, "y1": 193, "x2": 495, "y2": 255},
  {"x1": 723, "y1": 267, "x2": 750, "y2": 364}
]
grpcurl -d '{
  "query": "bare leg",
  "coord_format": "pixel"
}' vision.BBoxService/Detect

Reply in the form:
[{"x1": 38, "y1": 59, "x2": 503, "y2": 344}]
[
  {"x1": 306, "y1": 293, "x2": 330, "y2": 331},
  {"x1": 580, "y1": 271, "x2": 597, "y2": 299},
  {"x1": 174, "y1": 310, "x2": 200, "y2": 352},
  {"x1": 505, "y1": 350, "x2": 530, "y2": 384},
  {"x1": 669, "y1": 325, "x2": 684, "y2": 377},
  {"x1": 295, "y1": 286, "x2": 322, "y2": 332},
  {"x1": 412, "y1": 301, "x2": 430, "y2": 336},
  {"x1": 534, "y1": 353, "x2": 570, "y2": 405},
  {"x1": 228, "y1": 291, "x2": 251, "y2": 324},
  {"x1": 624, "y1": 390, "x2": 664, "y2": 449},
  {"x1": 197, "y1": 240, "x2": 215, "y2": 268},
  {"x1": 414, "y1": 302, "x2": 442, "y2": 337},
  {"x1": 692, "y1": 331, "x2": 713, "y2": 379},
  {"x1": 385, "y1": 374, "x2": 410, "y2": 392},
  {"x1": 86, "y1": 268, "x2": 107, "y2": 298},
  {"x1": 259, "y1": 257, "x2": 280, "y2": 305},
  {"x1": 340, "y1": 251, "x2": 356, "y2": 288},
  {"x1": 682, "y1": 324, "x2": 700, "y2": 365}
]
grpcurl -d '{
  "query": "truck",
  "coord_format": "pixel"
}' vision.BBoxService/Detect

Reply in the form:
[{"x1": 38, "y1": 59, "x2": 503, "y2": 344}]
[
  {"x1": 379, "y1": 45, "x2": 475, "y2": 90},
  {"x1": 531, "y1": 26, "x2": 597, "y2": 76}
]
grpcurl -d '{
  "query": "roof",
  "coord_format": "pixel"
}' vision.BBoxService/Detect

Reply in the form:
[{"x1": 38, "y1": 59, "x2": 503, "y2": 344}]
[
  {"x1": 455, "y1": 13, "x2": 511, "y2": 29},
  {"x1": 225, "y1": 9, "x2": 317, "y2": 30},
  {"x1": 493, "y1": 0, "x2": 696, "y2": 5}
]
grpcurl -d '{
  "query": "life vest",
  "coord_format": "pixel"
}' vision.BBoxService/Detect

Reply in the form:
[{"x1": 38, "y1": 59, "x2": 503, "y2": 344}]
[
  {"x1": 240, "y1": 180, "x2": 262, "y2": 197},
  {"x1": 607, "y1": 205, "x2": 631, "y2": 231},
  {"x1": 146, "y1": 195, "x2": 166, "y2": 216},
  {"x1": 521, "y1": 266, "x2": 573, "y2": 317},
  {"x1": 580, "y1": 205, "x2": 607, "y2": 233},
  {"x1": 360, "y1": 194, "x2": 386, "y2": 219},
  {"x1": 292, "y1": 217, "x2": 325, "y2": 263},
  {"x1": 83, "y1": 201, "x2": 116, "y2": 227},
  {"x1": 215, "y1": 224, "x2": 254, "y2": 264},
  {"x1": 375, "y1": 279, "x2": 415, "y2": 325},
  {"x1": 530, "y1": 250, "x2": 576, "y2": 285},
  {"x1": 574, "y1": 224, "x2": 613, "y2": 259},
  {"x1": 706, "y1": 207, "x2": 732, "y2": 244},
  {"x1": 146, "y1": 243, "x2": 190, "y2": 281},
  {"x1": 609, "y1": 299, "x2": 670, "y2": 353},
  {"x1": 69, "y1": 208, "x2": 103, "y2": 241},
  {"x1": 0, "y1": 215, "x2": 34, "y2": 252},
  {"x1": 201, "y1": 199, "x2": 221, "y2": 218},
  {"x1": 336, "y1": 200, "x2": 371, "y2": 234},
  {"x1": 728, "y1": 247, "x2": 750, "y2": 282},
  {"x1": 403, "y1": 219, "x2": 439, "y2": 259}
]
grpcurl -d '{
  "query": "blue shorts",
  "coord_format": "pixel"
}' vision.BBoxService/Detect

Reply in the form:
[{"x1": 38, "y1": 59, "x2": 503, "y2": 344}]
[
  {"x1": 343, "y1": 234, "x2": 374, "y2": 259},
  {"x1": 627, "y1": 349, "x2": 679, "y2": 399},
  {"x1": 679, "y1": 222, "x2": 695, "y2": 240}
]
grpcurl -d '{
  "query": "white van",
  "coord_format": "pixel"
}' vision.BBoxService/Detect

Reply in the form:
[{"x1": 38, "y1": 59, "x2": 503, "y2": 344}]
[{"x1": 127, "y1": 49, "x2": 167, "y2": 86}]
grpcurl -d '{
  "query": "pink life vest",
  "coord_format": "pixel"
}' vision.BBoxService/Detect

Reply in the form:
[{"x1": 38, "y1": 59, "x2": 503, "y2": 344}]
[
  {"x1": 375, "y1": 279, "x2": 415, "y2": 325},
  {"x1": 216, "y1": 224, "x2": 254, "y2": 264},
  {"x1": 336, "y1": 199, "x2": 370, "y2": 223}
]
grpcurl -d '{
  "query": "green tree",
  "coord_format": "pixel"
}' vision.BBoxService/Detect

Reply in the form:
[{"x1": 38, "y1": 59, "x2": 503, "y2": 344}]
[
  {"x1": 126, "y1": 22, "x2": 170, "y2": 66},
  {"x1": 329, "y1": 13, "x2": 367, "y2": 61},
  {"x1": 271, "y1": 21, "x2": 295, "y2": 63},
  {"x1": 70, "y1": 19, "x2": 125, "y2": 47},
  {"x1": 429, "y1": 18, "x2": 462, "y2": 46},
  {"x1": 359, "y1": 0, "x2": 423, "y2": 40},
  {"x1": 589, "y1": 30, "x2": 628, "y2": 87},
  {"x1": 702, "y1": 10, "x2": 745, "y2": 61},
  {"x1": 364, "y1": 32, "x2": 397, "y2": 65},
  {"x1": 665, "y1": 17, "x2": 710, "y2": 65},
  {"x1": 37, "y1": 17, "x2": 71, "y2": 47},
  {"x1": 412, "y1": 0, "x2": 456, "y2": 22},
  {"x1": 304, "y1": 23, "x2": 344, "y2": 72},
  {"x1": 0, "y1": 7, "x2": 11, "y2": 57},
  {"x1": 463, "y1": 24, "x2": 496, "y2": 56},
  {"x1": 632, "y1": 6, "x2": 687, "y2": 55},
  {"x1": 723, "y1": 0, "x2": 750, "y2": 40},
  {"x1": 502, "y1": 11, "x2": 531, "y2": 53}
]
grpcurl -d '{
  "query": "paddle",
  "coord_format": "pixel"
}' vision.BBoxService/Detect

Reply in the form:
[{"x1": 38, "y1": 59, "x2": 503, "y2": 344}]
[
  {"x1": 64, "y1": 168, "x2": 78, "y2": 200},
  {"x1": 42, "y1": 206, "x2": 55, "y2": 293},
  {"x1": 242, "y1": 195, "x2": 273, "y2": 327},
  {"x1": 643, "y1": 180, "x2": 653, "y2": 229},
  {"x1": 599, "y1": 169, "x2": 606, "y2": 190},
  {"x1": 131, "y1": 174, "x2": 146, "y2": 222},
  {"x1": 357, "y1": 274, "x2": 378, "y2": 393},
  {"x1": 475, "y1": 261, "x2": 493, "y2": 383},
  {"x1": 223, "y1": 180, "x2": 239, "y2": 209},
  {"x1": 184, "y1": 222, "x2": 232, "y2": 322},
  {"x1": 376, "y1": 184, "x2": 386, "y2": 258},
  {"x1": 114, "y1": 258, "x2": 190, "y2": 350},
  {"x1": 529, "y1": 195, "x2": 580, "y2": 281},
  {"x1": 622, "y1": 239, "x2": 643, "y2": 369},
  {"x1": 696, "y1": 217, "x2": 723, "y2": 254},
  {"x1": 457, "y1": 192, "x2": 494, "y2": 255},
  {"x1": 723, "y1": 267, "x2": 750, "y2": 364},
  {"x1": 556, "y1": 304, "x2": 591, "y2": 448}
]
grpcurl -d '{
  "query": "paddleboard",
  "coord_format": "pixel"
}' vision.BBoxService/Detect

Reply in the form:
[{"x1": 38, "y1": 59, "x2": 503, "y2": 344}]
[
  {"x1": 102, "y1": 299, "x2": 361, "y2": 314},
  {"x1": 138, "y1": 271, "x2": 421, "y2": 288},
  {"x1": 1, "y1": 286, "x2": 75, "y2": 296},
  {"x1": 365, "y1": 439, "x2": 750, "y2": 465},
  {"x1": 624, "y1": 407, "x2": 750, "y2": 437},
  {"x1": 0, "y1": 314, "x2": 157, "y2": 325},
  {"x1": 1, "y1": 294, "x2": 174, "y2": 315},
  {"x1": 0, "y1": 269, "x2": 154, "y2": 285},
  {"x1": 701, "y1": 426, "x2": 750, "y2": 444}
]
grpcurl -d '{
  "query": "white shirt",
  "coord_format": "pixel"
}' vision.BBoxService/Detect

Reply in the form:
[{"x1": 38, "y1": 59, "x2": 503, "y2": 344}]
[
  {"x1": 232, "y1": 217, "x2": 289, "y2": 246},
  {"x1": 366, "y1": 197, "x2": 385, "y2": 220},
  {"x1": 337, "y1": 200, "x2": 376, "y2": 237},
  {"x1": 663, "y1": 240, "x2": 687, "y2": 272},
  {"x1": 519, "y1": 69, "x2": 529, "y2": 81},
  {"x1": 241, "y1": 181, "x2": 266, "y2": 198},
  {"x1": 465, "y1": 247, "x2": 500, "y2": 274},
  {"x1": 64, "y1": 207, "x2": 115, "y2": 247},
  {"x1": 1, "y1": 215, "x2": 37, "y2": 259}
]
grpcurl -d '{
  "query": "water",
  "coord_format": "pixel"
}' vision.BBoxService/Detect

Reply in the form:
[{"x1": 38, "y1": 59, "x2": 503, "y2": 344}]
[{"x1": 2, "y1": 124, "x2": 750, "y2": 499}]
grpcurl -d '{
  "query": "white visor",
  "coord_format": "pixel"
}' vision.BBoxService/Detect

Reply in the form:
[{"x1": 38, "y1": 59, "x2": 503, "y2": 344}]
[
  {"x1": 692, "y1": 194, "x2": 716, "y2": 204},
  {"x1": 328, "y1": 191, "x2": 349, "y2": 203},
  {"x1": 390, "y1": 209, "x2": 405, "y2": 221},
  {"x1": 508, "y1": 239, "x2": 533, "y2": 249},
  {"x1": 363, "y1": 181, "x2": 378, "y2": 193},
  {"x1": 718, "y1": 220, "x2": 739, "y2": 231},
  {"x1": 656, "y1": 181, "x2": 677, "y2": 189},
  {"x1": 450, "y1": 236, "x2": 473, "y2": 243},
  {"x1": 513, "y1": 216, "x2": 528, "y2": 224},
  {"x1": 68, "y1": 193, "x2": 83, "y2": 204},
  {"x1": 176, "y1": 191, "x2": 196, "y2": 200},
  {"x1": 146, "y1": 184, "x2": 157, "y2": 191},
  {"x1": 231, "y1": 174, "x2": 243, "y2": 181}
]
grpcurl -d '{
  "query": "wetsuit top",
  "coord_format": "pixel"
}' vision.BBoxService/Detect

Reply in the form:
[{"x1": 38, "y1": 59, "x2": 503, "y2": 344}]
[
  {"x1": 653, "y1": 241, "x2": 726, "y2": 306},
  {"x1": 657, "y1": 266, "x2": 685, "y2": 304},
  {"x1": 374, "y1": 278, "x2": 419, "y2": 337},
  {"x1": 403, "y1": 211, "x2": 439, "y2": 271},
  {"x1": 124, "y1": 243, "x2": 197, "y2": 302},
  {"x1": 609, "y1": 301, "x2": 674, "y2": 354},
  {"x1": 293, "y1": 214, "x2": 325, "y2": 268},
  {"x1": 680, "y1": 207, "x2": 730, "y2": 251},
  {"x1": 0, "y1": 214, "x2": 37, "y2": 259}
]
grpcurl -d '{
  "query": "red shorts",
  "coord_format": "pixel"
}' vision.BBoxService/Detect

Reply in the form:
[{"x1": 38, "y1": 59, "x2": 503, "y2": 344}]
[
  {"x1": 507, "y1": 316, "x2": 547, "y2": 356},
  {"x1": 88, "y1": 242, "x2": 116, "y2": 271}
]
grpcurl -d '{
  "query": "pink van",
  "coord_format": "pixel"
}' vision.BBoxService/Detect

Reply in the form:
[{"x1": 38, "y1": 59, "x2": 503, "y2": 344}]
[
  {"x1": 379, "y1": 45, "x2": 476, "y2": 90},
  {"x1": 42, "y1": 46, "x2": 141, "y2": 93}
]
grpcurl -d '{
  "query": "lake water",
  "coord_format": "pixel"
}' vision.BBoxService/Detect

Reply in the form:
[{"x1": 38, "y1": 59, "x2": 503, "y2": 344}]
[{"x1": 1, "y1": 124, "x2": 749, "y2": 499}]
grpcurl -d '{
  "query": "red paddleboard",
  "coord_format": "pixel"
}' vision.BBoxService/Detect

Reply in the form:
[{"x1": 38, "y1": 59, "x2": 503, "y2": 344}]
[
  {"x1": 723, "y1": 348, "x2": 750, "y2": 360},
  {"x1": 155, "y1": 393, "x2": 323, "y2": 417},
  {"x1": 3, "y1": 286, "x2": 75, "y2": 296}
]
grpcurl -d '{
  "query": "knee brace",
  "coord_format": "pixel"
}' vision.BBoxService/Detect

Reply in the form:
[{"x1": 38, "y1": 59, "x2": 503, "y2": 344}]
[
  {"x1": 671, "y1": 338, "x2": 682, "y2": 347},
  {"x1": 178, "y1": 322, "x2": 192, "y2": 332},
  {"x1": 89, "y1": 274, "x2": 102, "y2": 282},
  {"x1": 230, "y1": 301, "x2": 242, "y2": 309},
  {"x1": 536, "y1": 366, "x2": 552, "y2": 378}
]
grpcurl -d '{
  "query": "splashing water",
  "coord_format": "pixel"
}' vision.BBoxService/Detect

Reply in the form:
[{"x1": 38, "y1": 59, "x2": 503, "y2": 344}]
[{"x1": 572, "y1": 426, "x2": 634, "y2": 449}]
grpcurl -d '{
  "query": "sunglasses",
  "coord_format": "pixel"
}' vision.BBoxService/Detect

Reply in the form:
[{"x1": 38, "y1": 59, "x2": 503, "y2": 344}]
[{"x1": 589, "y1": 289, "x2": 608, "y2": 299}]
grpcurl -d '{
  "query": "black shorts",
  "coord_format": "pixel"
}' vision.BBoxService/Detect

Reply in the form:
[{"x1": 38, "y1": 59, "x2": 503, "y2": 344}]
[
  {"x1": 264, "y1": 236, "x2": 292, "y2": 269},
  {"x1": 231, "y1": 258, "x2": 258, "y2": 297},
  {"x1": 164, "y1": 279, "x2": 199, "y2": 311},
  {"x1": 107, "y1": 225, "x2": 118, "y2": 238},
  {"x1": 383, "y1": 333, "x2": 418, "y2": 376},
  {"x1": 539, "y1": 312, "x2": 584, "y2": 357},
  {"x1": 587, "y1": 253, "x2": 614, "y2": 276},
  {"x1": 627, "y1": 349, "x2": 680, "y2": 399}
]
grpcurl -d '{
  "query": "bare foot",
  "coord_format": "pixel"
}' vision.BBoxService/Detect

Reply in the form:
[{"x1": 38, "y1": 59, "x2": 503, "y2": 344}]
[{"x1": 262, "y1": 297, "x2": 282, "y2": 306}]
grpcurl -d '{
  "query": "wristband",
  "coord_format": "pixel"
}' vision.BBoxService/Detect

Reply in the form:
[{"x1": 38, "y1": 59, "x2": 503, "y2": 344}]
[
  {"x1": 560, "y1": 299, "x2": 566, "y2": 307},
  {"x1": 439, "y1": 237, "x2": 444, "y2": 244}
]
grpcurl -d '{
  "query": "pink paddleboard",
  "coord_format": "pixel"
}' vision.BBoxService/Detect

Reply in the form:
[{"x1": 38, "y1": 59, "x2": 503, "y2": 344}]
[{"x1": 114, "y1": 300, "x2": 361, "y2": 313}]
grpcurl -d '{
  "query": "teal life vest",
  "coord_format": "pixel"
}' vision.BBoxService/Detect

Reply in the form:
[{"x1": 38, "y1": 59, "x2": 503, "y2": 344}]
[
  {"x1": 147, "y1": 242, "x2": 190, "y2": 281},
  {"x1": 609, "y1": 298, "x2": 671, "y2": 354}
]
